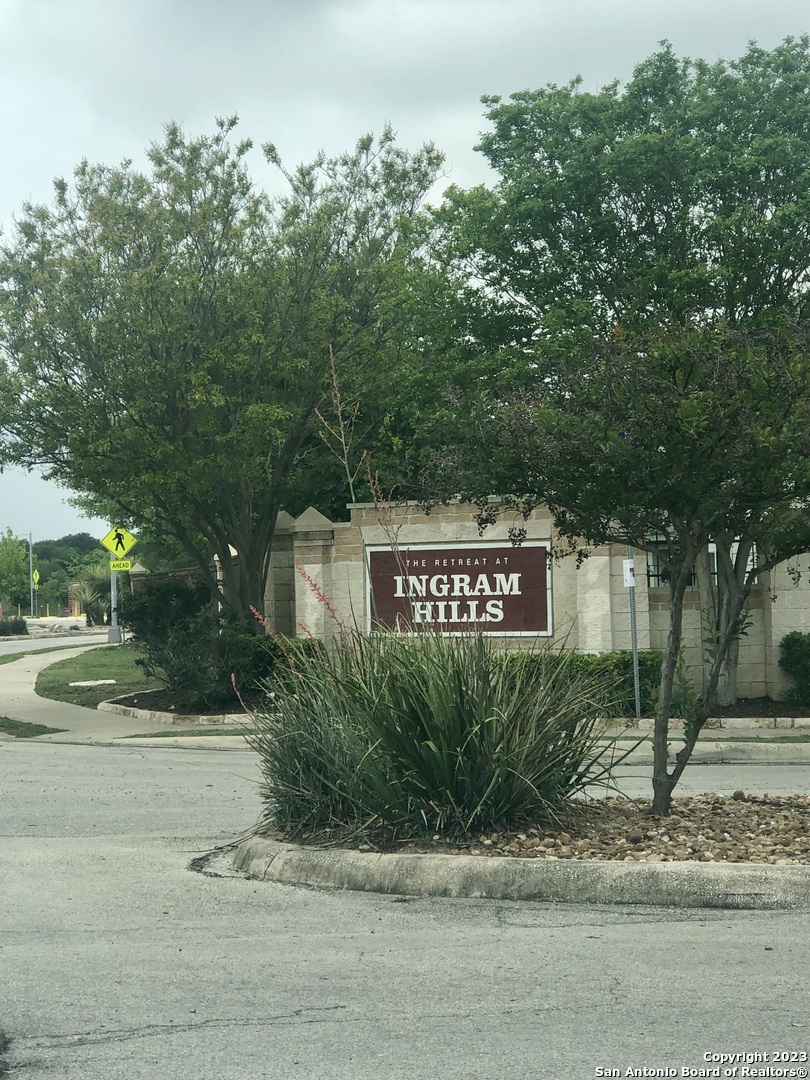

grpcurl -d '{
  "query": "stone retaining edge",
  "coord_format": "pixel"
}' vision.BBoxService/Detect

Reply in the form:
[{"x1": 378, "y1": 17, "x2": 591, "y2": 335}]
[
  {"x1": 233, "y1": 837, "x2": 810, "y2": 909},
  {"x1": 97, "y1": 700, "x2": 247, "y2": 726}
]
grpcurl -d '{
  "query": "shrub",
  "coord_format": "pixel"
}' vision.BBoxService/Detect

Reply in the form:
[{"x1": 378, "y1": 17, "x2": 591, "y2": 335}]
[
  {"x1": 0, "y1": 616, "x2": 28, "y2": 636},
  {"x1": 248, "y1": 628, "x2": 633, "y2": 839},
  {"x1": 498, "y1": 649, "x2": 662, "y2": 717},
  {"x1": 119, "y1": 579, "x2": 211, "y2": 691},
  {"x1": 120, "y1": 581, "x2": 304, "y2": 709},
  {"x1": 779, "y1": 631, "x2": 810, "y2": 705}
]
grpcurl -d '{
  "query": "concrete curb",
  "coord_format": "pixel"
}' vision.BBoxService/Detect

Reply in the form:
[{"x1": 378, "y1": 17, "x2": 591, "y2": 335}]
[
  {"x1": 98, "y1": 697, "x2": 247, "y2": 727},
  {"x1": 111, "y1": 735, "x2": 249, "y2": 750},
  {"x1": 619, "y1": 741, "x2": 810, "y2": 765},
  {"x1": 233, "y1": 836, "x2": 810, "y2": 910},
  {"x1": 610, "y1": 716, "x2": 810, "y2": 731}
]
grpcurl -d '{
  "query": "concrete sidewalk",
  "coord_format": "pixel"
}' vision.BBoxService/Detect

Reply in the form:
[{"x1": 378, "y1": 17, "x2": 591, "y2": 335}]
[
  {"x1": 3, "y1": 646, "x2": 810, "y2": 759},
  {"x1": 605, "y1": 730, "x2": 810, "y2": 765},
  {"x1": 0, "y1": 646, "x2": 250, "y2": 749},
  {"x1": 0, "y1": 644, "x2": 806, "y2": 767}
]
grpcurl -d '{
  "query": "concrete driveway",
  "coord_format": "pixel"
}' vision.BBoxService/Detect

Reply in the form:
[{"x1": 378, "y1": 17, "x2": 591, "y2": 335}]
[{"x1": 2, "y1": 736, "x2": 809, "y2": 1080}]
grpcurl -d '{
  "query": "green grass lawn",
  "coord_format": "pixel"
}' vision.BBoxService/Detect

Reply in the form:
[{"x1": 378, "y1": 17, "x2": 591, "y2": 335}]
[
  {"x1": 0, "y1": 716, "x2": 67, "y2": 738},
  {"x1": 34, "y1": 643, "x2": 163, "y2": 708}
]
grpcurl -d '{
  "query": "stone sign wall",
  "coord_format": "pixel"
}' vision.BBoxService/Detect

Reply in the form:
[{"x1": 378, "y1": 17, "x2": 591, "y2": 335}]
[{"x1": 262, "y1": 500, "x2": 810, "y2": 700}]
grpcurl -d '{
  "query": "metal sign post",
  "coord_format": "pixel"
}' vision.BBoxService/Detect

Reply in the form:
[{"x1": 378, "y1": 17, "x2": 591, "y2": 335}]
[
  {"x1": 108, "y1": 570, "x2": 120, "y2": 644},
  {"x1": 100, "y1": 526, "x2": 139, "y2": 644},
  {"x1": 28, "y1": 534, "x2": 34, "y2": 617},
  {"x1": 624, "y1": 548, "x2": 642, "y2": 722}
]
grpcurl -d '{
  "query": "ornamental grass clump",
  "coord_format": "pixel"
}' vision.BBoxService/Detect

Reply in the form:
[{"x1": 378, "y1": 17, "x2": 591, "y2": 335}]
[{"x1": 248, "y1": 628, "x2": 629, "y2": 839}]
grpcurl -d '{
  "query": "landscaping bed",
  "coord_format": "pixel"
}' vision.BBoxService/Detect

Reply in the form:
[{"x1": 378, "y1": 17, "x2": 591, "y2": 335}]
[
  {"x1": 261, "y1": 792, "x2": 810, "y2": 866},
  {"x1": 710, "y1": 697, "x2": 810, "y2": 718},
  {"x1": 107, "y1": 687, "x2": 256, "y2": 715}
]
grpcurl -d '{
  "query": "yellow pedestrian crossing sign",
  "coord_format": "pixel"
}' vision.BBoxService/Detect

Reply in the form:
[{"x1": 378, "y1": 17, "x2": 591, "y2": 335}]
[{"x1": 101, "y1": 525, "x2": 138, "y2": 559}]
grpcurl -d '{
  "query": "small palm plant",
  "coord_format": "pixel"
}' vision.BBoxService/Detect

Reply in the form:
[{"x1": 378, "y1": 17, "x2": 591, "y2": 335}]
[{"x1": 73, "y1": 562, "x2": 111, "y2": 626}]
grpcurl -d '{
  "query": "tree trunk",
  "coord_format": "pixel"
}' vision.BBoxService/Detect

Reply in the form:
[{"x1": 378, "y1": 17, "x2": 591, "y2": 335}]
[
  {"x1": 217, "y1": 549, "x2": 243, "y2": 620},
  {"x1": 695, "y1": 545, "x2": 715, "y2": 701},
  {"x1": 714, "y1": 534, "x2": 751, "y2": 708},
  {"x1": 717, "y1": 635, "x2": 740, "y2": 707},
  {"x1": 666, "y1": 577, "x2": 753, "y2": 793},
  {"x1": 240, "y1": 556, "x2": 272, "y2": 632},
  {"x1": 214, "y1": 539, "x2": 271, "y2": 631},
  {"x1": 652, "y1": 563, "x2": 692, "y2": 816}
]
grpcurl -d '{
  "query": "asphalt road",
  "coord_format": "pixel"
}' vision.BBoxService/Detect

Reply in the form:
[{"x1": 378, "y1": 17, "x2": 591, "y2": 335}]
[
  {"x1": 0, "y1": 630, "x2": 108, "y2": 658},
  {"x1": 1, "y1": 739, "x2": 809, "y2": 1080}
]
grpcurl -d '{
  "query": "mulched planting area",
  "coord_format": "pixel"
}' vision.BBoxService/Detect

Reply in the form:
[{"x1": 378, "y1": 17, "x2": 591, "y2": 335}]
[
  {"x1": 709, "y1": 697, "x2": 807, "y2": 718},
  {"x1": 110, "y1": 689, "x2": 256, "y2": 714},
  {"x1": 266, "y1": 793, "x2": 810, "y2": 865}
]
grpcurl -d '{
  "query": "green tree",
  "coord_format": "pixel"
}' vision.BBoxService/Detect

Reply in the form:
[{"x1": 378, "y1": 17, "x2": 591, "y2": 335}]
[
  {"x1": 442, "y1": 37, "x2": 810, "y2": 337},
  {"x1": 0, "y1": 528, "x2": 30, "y2": 614},
  {"x1": 32, "y1": 532, "x2": 100, "y2": 613},
  {"x1": 439, "y1": 38, "x2": 810, "y2": 814},
  {"x1": 0, "y1": 119, "x2": 443, "y2": 626},
  {"x1": 461, "y1": 323, "x2": 810, "y2": 813}
]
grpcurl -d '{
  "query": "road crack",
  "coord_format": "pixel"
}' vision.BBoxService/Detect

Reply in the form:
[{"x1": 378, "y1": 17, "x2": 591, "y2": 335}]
[
  {"x1": 0, "y1": 1030, "x2": 11, "y2": 1078},
  {"x1": 20, "y1": 1005, "x2": 350, "y2": 1050}
]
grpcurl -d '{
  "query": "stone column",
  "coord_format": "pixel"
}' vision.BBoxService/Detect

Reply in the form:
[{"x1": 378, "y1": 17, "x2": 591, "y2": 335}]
[
  {"x1": 609, "y1": 547, "x2": 651, "y2": 652},
  {"x1": 575, "y1": 546, "x2": 614, "y2": 653},
  {"x1": 263, "y1": 511, "x2": 295, "y2": 636},
  {"x1": 291, "y1": 507, "x2": 337, "y2": 639}
]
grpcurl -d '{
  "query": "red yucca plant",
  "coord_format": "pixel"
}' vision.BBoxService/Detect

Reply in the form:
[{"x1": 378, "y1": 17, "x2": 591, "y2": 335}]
[{"x1": 248, "y1": 626, "x2": 634, "y2": 839}]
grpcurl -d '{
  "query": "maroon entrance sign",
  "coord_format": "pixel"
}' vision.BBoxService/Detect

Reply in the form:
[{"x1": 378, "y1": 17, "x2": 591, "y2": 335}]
[{"x1": 367, "y1": 543, "x2": 550, "y2": 634}]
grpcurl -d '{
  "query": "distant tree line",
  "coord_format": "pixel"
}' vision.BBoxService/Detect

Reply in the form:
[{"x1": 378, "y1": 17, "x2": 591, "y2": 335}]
[{"x1": 0, "y1": 530, "x2": 103, "y2": 615}]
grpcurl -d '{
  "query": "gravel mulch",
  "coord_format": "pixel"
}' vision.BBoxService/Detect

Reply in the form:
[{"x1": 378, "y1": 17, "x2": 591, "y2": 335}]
[{"x1": 270, "y1": 793, "x2": 810, "y2": 865}]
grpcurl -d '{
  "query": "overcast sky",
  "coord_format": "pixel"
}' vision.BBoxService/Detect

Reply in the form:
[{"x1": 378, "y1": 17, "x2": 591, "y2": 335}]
[{"x1": 1, "y1": 0, "x2": 808, "y2": 543}]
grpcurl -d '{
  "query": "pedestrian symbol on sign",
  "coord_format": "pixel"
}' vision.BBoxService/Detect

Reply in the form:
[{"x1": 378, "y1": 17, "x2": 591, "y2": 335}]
[{"x1": 100, "y1": 525, "x2": 138, "y2": 559}]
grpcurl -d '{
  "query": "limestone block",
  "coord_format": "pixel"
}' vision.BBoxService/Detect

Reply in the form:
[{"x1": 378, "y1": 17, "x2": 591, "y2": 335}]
[
  {"x1": 720, "y1": 716, "x2": 774, "y2": 729},
  {"x1": 738, "y1": 682, "x2": 767, "y2": 699},
  {"x1": 578, "y1": 610, "x2": 613, "y2": 653},
  {"x1": 741, "y1": 663, "x2": 766, "y2": 681}
]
